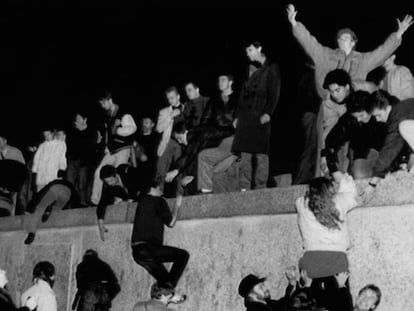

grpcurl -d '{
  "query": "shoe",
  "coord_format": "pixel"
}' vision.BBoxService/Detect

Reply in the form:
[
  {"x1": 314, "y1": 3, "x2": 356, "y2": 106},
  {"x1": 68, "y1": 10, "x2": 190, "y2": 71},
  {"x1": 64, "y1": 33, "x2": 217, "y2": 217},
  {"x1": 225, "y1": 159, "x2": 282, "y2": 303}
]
[
  {"x1": 41, "y1": 207, "x2": 52, "y2": 223},
  {"x1": 170, "y1": 293, "x2": 187, "y2": 304},
  {"x1": 24, "y1": 233, "x2": 35, "y2": 245}
]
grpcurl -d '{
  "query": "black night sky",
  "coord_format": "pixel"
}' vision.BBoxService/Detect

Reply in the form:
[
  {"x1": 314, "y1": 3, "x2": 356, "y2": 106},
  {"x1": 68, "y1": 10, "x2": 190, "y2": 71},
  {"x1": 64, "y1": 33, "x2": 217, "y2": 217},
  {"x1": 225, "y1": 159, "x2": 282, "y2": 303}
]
[{"x1": 2, "y1": 1, "x2": 414, "y2": 176}]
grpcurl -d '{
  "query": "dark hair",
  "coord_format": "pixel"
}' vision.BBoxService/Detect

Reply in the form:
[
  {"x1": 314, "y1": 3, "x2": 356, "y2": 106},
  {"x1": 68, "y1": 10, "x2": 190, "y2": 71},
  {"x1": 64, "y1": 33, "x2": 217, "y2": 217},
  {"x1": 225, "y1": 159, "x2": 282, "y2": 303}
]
[
  {"x1": 366, "y1": 67, "x2": 387, "y2": 87},
  {"x1": 218, "y1": 74, "x2": 235, "y2": 83},
  {"x1": 244, "y1": 40, "x2": 262, "y2": 49},
  {"x1": 165, "y1": 86, "x2": 179, "y2": 95},
  {"x1": 323, "y1": 69, "x2": 352, "y2": 90},
  {"x1": 367, "y1": 90, "x2": 399, "y2": 113},
  {"x1": 33, "y1": 261, "x2": 55, "y2": 286},
  {"x1": 100, "y1": 165, "x2": 117, "y2": 180},
  {"x1": 336, "y1": 28, "x2": 358, "y2": 44},
  {"x1": 99, "y1": 90, "x2": 113, "y2": 101},
  {"x1": 172, "y1": 121, "x2": 186, "y2": 134},
  {"x1": 306, "y1": 177, "x2": 343, "y2": 230},
  {"x1": 184, "y1": 81, "x2": 199, "y2": 89},
  {"x1": 289, "y1": 288, "x2": 318, "y2": 311},
  {"x1": 358, "y1": 284, "x2": 382, "y2": 310},
  {"x1": 150, "y1": 282, "x2": 174, "y2": 299},
  {"x1": 346, "y1": 90, "x2": 371, "y2": 113}
]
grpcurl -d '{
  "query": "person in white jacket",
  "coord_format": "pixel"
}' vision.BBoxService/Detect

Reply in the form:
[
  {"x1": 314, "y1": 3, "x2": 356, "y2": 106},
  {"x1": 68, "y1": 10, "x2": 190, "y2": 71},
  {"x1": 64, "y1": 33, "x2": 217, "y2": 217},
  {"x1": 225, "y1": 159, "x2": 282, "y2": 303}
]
[
  {"x1": 32, "y1": 130, "x2": 67, "y2": 192},
  {"x1": 21, "y1": 262, "x2": 57, "y2": 311}
]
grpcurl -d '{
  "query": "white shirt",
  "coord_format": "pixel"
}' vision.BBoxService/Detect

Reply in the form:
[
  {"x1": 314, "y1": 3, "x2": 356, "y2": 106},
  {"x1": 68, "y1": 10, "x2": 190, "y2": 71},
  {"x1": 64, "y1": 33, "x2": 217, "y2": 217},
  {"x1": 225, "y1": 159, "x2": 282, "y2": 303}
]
[
  {"x1": 296, "y1": 174, "x2": 358, "y2": 252},
  {"x1": 21, "y1": 279, "x2": 57, "y2": 311}
]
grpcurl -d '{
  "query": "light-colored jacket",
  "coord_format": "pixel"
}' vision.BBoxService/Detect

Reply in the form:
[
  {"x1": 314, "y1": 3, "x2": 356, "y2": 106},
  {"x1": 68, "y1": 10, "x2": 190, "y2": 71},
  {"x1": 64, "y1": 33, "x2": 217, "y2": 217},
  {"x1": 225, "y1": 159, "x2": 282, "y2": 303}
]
[
  {"x1": 32, "y1": 139, "x2": 67, "y2": 186},
  {"x1": 296, "y1": 174, "x2": 358, "y2": 252},
  {"x1": 21, "y1": 279, "x2": 57, "y2": 311},
  {"x1": 292, "y1": 22, "x2": 402, "y2": 98},
  {"x1": 384, "y1": 65, "x2": 414, "y2": 100}
]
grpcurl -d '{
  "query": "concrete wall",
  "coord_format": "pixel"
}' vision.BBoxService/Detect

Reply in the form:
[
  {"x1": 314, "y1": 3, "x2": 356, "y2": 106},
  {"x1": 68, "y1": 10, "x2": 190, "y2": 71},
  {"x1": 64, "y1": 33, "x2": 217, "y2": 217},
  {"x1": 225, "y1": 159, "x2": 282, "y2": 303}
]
[{"x1": 1, "y1": 174, "x2": 414, "y2": 311}]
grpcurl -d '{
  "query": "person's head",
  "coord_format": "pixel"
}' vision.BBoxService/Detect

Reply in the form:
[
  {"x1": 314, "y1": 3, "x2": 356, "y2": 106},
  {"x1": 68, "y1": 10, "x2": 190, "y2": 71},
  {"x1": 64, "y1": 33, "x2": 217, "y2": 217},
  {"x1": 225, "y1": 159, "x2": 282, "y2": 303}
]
[
  {"x1": 184, "y1": 82, "x2": 200, "y2": 101},
  {"x1": 150, "y1": 282, "x2": 175, "y2": 305},
  {"x1": 172, "y1": 121, "x2": 188, "y2": 145},
  {"x1": 33, "y1": 261, "x2": 55, "y2": 287},
  {"x1": 99, "y1": 91, "x2": 115, "y2": 112},
  {"x1": 306, "y1": 177, "x2": 343, "y2": 230},
  {"x1": 218, "y1": 74, "x2": 234, "y2": 92},
  {"x1": 82, "y1": 249, "x2": 98, "y2": 261},
  {"x1": 366, "y1": 66, "x2": 387, "y2": 88},
  {"x1": 0, "y1": 268, "x2": 8, "y2": 288},
  {"x1": 244, "y1": 41, "x2": 265, "y2": 62},
  {"x1": 355, "y1": 284, "x2": 381, "y2": 311},
  {"x1": 288, "y1": 288, "x2": 318, "y2": 311},
  {"x1": 367, "y1": 90, "x2": 399, "y2": 123},
  {"x1": 141, "y1": 116, "x2": 155, "y2": 134},
  {"x1": 383, "y1": 54, "x2": 397, "y2": 72},
  {"x1": 99, "y1": 165, "x2": 118, "y2": 186},
  {"x1": 238, "y1": 274, "x2": 270, "y2": 302},
  {"x1": 43, "y1": 129, "x2": 54, "y2": 142},
  {"x1": 346, "y1": 90, "x2": 372, "y2": 123},
  {"x1": 73, "y1": 112, "x2": 88, "y2": 131},
  {"x1": 336, "y1": 28, "x2": 358, "y2": 54},
  {"x1": 56, "y1": 130, "x2": 66, "y2": 142},
  {"x1": 323, "y1": 69, "x2": 352, "y2": 104},
  {"x1": 165, "y1": 86, "x2": 181, "y2": 107}
]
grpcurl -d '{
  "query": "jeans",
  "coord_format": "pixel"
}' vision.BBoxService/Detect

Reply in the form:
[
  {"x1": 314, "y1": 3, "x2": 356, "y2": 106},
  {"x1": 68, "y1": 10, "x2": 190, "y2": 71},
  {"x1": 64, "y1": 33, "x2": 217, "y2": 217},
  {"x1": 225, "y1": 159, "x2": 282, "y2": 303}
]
[
  {"x1": 132, "y1": 243, "x2": 189, "y2": 287},
  {"x1": 66, "y1": 160, "x2": 93, "y2": 204},
  {"x1": 197, "y1": 136, "x2": 234, "y2": 191},
  {"x1": 23, "y1": 184, "x2": 71, "y2": 233}
]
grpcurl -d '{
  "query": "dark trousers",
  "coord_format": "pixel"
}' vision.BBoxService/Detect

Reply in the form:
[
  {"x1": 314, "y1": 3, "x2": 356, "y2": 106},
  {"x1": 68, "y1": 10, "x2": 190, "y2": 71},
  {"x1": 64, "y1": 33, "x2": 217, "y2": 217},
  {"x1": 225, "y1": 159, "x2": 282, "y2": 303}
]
[
  {"x1": 132, "y1": 243, "x2": 189, "y2": 287},
  {"x1": 294, "y1": 112, "x2": 318, "y2": 184},
  {"x1": 310, "y1": 276, "x2": 351, "y2": 311},
  {"x1": 66, "y1": 160, "x2": 93, "y2": 205}
]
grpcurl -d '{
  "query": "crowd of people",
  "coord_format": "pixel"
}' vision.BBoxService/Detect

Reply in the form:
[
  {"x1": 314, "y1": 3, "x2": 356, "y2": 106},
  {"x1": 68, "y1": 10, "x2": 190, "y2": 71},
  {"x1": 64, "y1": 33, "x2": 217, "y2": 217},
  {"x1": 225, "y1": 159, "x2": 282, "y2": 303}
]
[{"x1": 1, "y1": 3, "x2": 414, "y2": 310}]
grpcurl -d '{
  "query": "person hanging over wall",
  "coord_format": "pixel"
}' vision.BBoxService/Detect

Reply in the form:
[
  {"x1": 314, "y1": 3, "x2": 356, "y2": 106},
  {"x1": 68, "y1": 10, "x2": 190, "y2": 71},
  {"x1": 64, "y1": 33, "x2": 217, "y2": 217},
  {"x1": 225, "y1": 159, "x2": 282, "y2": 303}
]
[
  {"x1": 23, "y1": 178, "x2": 81, "y2": 245},
  {"x1": 366, "y1": 90, "x2": 414, "y2": 187},
  {"x1": 323, "y1": 91, "x2": 386, "y2": 179},
  {"x1": 96, "y1": 164, "x2": 144, "y2": 241},
  {"x1": 131, "y1": 180, "x2": 189, "y2": 299},
  {"x1": 231, "y1": 40, "x2": 281, "y2": 190},
  {"x1": 91, "y1": 91, "x2": 137, "y2": 205},
  {"x1": 72, "y1": 249, "x2": 120, "y2": 311},
  {"x1": 295, "y1": 171, "x2": 358, "y2": 310}
]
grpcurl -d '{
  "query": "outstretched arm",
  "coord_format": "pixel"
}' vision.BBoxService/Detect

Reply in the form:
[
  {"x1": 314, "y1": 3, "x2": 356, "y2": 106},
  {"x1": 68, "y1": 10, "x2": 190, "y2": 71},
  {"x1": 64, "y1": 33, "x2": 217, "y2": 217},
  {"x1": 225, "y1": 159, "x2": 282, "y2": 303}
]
[
  {"x1": 364, "y1": 15, "x2": 413, "y2": 72},
  {"x1": 286, "y1": 4, "x2": 331, "y2": 63}
]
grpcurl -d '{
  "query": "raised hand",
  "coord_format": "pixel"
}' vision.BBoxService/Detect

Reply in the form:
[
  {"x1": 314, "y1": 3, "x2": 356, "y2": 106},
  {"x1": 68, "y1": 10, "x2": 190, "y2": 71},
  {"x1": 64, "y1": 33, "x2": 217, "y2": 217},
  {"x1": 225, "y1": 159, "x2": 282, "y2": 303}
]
[
  {"x1": 334, "y1": 271, "x2": 349, "y2": 288},
  {"x1": 397, "y1": 14, "x2": 414, "y2": 38},
  {"x1": 286, "y1": 4, "x2": 298, "y2": 26}
]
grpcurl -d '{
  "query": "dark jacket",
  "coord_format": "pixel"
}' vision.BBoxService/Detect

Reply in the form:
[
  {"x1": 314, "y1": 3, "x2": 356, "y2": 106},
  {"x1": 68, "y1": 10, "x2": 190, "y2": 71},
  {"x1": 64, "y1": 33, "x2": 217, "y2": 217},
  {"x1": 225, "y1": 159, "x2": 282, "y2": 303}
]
[
  {"x1": 0, "y1": 287, "x2": 29, "y2": 311},
  {"x1": 324, "y1": 114, "x2": 386, "y2": 172},
  {"x1": 96, "y1": 164, "x2": 143, "y2": 220},
  {"x1": 183, "y1": 96, "x2": 210, "y2": 131},
  {"x1": 66, "y1": 126, "x2": 98, "y2": 166},
  {"x1": 75, "y1": 255, "x2": 121, "y2": 300},
  {"x1": 232, "y1": 61, "x2": 281, "y2": 154},
  {"x1": 373, "y1": 98, "x2": 414, "y2": 177}
]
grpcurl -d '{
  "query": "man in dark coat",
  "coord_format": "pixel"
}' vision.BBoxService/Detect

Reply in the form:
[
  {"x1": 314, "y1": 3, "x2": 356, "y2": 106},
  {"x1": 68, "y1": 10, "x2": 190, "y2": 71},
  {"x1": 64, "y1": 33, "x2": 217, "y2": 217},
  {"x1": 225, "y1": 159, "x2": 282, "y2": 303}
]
[
  {"x1": 72, "y1": 249, "x2": 121, "y2": 311},
  {"x1": 232, "y1": 40, "x2": 281, "y2": 190}
]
